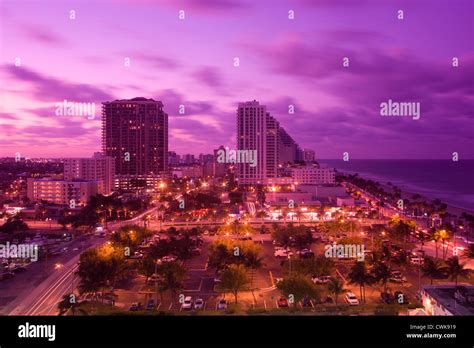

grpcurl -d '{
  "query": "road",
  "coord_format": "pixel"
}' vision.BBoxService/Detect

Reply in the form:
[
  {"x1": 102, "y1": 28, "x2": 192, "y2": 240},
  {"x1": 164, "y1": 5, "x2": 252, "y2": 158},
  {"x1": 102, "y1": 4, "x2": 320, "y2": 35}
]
[{"x1": 3, "y1": 206, "x2": 158, "y2": 316}]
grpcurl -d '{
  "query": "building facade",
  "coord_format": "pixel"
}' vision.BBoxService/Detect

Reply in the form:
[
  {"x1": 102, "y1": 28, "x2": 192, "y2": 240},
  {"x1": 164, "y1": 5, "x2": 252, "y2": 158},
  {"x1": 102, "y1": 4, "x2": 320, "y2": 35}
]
[
  {"x1": 102, "y1": 97, "x2": 168, "y2": 189},
  {"x1": 291, "y1": 164, "x2": 336, "y2": 185},
  {"x1": 63, "y1": 153, "x2": 115, "y2": 194},
  {"x1": 27, "y1": 178, "x2": 100, "y2": 205},
  {"x1": 303, "y1": 148, "x2": 315, "y2": 162}
]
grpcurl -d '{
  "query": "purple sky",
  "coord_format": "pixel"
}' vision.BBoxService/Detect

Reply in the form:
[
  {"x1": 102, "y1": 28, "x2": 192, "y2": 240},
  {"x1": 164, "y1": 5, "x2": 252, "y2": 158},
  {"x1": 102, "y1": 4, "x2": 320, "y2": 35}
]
[{"x1": 0, "y1": 0, "x2": 472, "y2": 159}]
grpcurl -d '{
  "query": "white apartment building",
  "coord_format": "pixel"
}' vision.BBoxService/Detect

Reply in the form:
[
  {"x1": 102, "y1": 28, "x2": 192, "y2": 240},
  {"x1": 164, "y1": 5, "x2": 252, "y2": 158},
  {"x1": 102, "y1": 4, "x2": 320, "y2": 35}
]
[
  {"x1": 27, "y1": 178, "x2": 101, "y2": 205},
  {"x1": 291, "y1": 165, "x2": 335, "y2": 185}
]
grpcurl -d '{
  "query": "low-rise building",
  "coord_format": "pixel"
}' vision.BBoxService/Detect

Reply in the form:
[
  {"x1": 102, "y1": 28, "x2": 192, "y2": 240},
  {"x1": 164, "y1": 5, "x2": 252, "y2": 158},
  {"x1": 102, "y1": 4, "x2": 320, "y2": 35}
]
[
  {"x1": 291, "y1": 164, "x2": 335, "y2": 185},
  {"x1": 421, "y1": 285, "x2": 474, "y2": 315},
  {"x1": 27, "y1": 178, "x2": 101, "y2": 205}
]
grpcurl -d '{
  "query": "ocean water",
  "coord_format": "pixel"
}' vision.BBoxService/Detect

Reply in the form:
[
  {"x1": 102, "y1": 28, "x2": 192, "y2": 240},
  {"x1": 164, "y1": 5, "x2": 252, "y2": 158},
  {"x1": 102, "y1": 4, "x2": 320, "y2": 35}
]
[{"x1": 322, "y1": 160, "x2": 474, "y2": 212}]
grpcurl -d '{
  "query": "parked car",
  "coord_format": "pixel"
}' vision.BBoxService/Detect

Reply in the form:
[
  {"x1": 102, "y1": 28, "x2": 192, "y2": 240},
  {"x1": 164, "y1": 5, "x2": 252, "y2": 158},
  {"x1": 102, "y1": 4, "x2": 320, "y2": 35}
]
[
  {"x1": 161, "y1": 255, "x2": 177, "y2": 263},
  {"x1": 380, "y1": 292, "x2": 395, "y2": 304},
  {"x1": 277, "y1": 297, "x2": 289, "y2": 308},
  {"x1": 217, "y1": 299, "x2": 227, "y2": 310},
  {"x1": 302, "y1": 296, "x2": 312, "y2": 307},
  {"x1": 389, "y1": 270, "x2": 407, "y2": 283},
  {"x1": 345, "y1": 292, "x2": 359, "y2": 305},
  {"x1": 410, "y1": 257, "x2": 424, "y2": 265},
  {"x1": 194, "y1": 298, "x2": 204, "y2": 310},
  {"x1": 394, "y1": 291, "x2": 409, "y2": 304},
  {"x1": 274, "y1": 249, "x2": 293, "y2": 258},
  {"x1": 129, "y1": 302, "x2": 140, "y2": 311},
  {"x1": 147, "y1": 273, "x2": 162, "y2": 284},
  {"x1": 130, "y1": 251, "x2": 144, "y2": 259},
  {"x1": 298, "y1": 249, "x2": 314, "y2": 258},
  {"x1": 182, "y1": 296, "x2": 193, "y2": 310},
  {"x1": 311, "y1": 275, "x2": 332, "y2": 284},
  {"x1": 146, "y1": 299, "x2": 155, "y2": 311}
]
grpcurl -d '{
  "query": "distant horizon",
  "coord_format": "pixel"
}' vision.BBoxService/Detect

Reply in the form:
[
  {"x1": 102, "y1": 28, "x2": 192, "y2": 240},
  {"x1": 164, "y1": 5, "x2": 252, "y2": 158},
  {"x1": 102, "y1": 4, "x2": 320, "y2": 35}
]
[{"x1": 2, "y1": 156, "x2": 474, "y2": 161}]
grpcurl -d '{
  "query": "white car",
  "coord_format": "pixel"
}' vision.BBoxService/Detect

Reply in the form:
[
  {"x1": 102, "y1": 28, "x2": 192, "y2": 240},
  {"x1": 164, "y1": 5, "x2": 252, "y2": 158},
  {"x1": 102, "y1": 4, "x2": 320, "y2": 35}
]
[
  {"x1": 389, "y1": 270, "x2": 407, "y2": 283},
  {"x1": 161, "y1": 255, "x2": 177, "y2": 263},
  {"x1": 217, "y1": 299, "x2": 227, "y2": 310},
  {"x1": 194, "y1": 298, "x2": 204, "y2": 310},
  {"x1": 410, "y1": 257, "x2": 424, "y2": 265},
  {"x1": 182, "y1": 296, "x2": 193, "y2": 310},
  {"x1": 345, "y1": 292, "x2": 360, "y2": 305},
  {"x1": 274, "y1": 249, "x2": 293, "y2": 258},
  {"x1": 311, "y1": 275, "x2": 332, "y2": 284},
  {"x1": 147, "y1": 273, "x2": 162, "y2": 284}
]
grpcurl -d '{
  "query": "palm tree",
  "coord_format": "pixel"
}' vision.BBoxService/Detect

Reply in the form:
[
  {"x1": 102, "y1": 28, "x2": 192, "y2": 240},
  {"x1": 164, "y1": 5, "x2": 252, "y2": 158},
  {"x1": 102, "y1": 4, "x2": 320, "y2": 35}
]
[
  {"x1": 57, "y1": 294, "x2": 77, "y2": 316},
  {"x1": 431, "y1": 230, "x2": 443, "y2": 258},
  {"x1": 421, "y1": 257, "x2": 447, "y2": 285},
  {"x1": 348, "y1": 262, "x2": 374, "y2": 303},
  {"x1": 445, "y1": 256, "x2": 470, "y2": 286},
  {"x1": 244, "y1": 251, "x2": 265, "y2": 303},
  {"x1": 327, "y1": 278, "x2": 347, "y2": 305},
  {"x1": 463, "y1": 244, "x2": 474, "y2": 259},
  {"x1": 372, "y1": 261, "x2": 391, "y2": 293}
]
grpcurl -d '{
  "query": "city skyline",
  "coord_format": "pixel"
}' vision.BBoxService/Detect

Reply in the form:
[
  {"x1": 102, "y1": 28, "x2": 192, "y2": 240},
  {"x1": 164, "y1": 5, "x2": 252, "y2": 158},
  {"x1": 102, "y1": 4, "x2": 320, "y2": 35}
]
[{"x1": 1, "y1": 0, "x2": 473, "y2": 159}]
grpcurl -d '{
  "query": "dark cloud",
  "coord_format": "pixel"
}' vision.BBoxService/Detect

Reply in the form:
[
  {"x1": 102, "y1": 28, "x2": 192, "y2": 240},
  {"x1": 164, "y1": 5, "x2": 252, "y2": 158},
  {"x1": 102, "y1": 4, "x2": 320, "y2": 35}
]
[
  {"x1": 21, "y1": 24, "x2": 67, "y2": 46},
  {"x1": 1, "y1": 65, "x2": 114, "y2": 103}
]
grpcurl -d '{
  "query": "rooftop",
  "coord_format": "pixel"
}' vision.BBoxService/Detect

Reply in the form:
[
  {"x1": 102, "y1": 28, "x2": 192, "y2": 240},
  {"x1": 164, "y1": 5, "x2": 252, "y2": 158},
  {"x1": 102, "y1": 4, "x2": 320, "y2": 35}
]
[{"x1": 423, "y1": 285, "x2": 474, "y2": 315}]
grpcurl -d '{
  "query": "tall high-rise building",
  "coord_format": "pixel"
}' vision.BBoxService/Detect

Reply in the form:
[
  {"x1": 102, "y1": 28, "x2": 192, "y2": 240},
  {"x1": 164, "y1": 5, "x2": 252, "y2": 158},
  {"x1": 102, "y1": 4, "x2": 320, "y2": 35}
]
[
  {"x1": 237, "y1": 101, "x2": 279, "y2": 185},
  {"x1": 212, "y1": 145, "x2": 228, "y2": 177},
  {"x1": 278, "y1": 128, "x2": 302, "y2": 164},
  {"x1": 182, "y1": 154, "x2": 195, "y2": 165},
  {"x1": 63, "y1": 153, "x2": 115, "y2": 195},
  {"x1": 168, "y1": 151, "x2": 180, "y2": 166},
  {"x1": 102, "y1": 98, "x2": 168, "y2": 189},
  {"x1": 237, "y1": 100, "x2": 306, "y2": 185}
]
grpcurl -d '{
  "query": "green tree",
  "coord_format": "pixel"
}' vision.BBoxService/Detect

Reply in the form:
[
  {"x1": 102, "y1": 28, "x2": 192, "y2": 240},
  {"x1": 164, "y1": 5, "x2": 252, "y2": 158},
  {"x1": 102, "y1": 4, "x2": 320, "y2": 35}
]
[
  {"x1": 57, "y1": 294, "x2": 77, "y2": 316},
  {"x1": 243, "y1": 250, "x2": 264, "y2": 303},
  {"x1": 388, "y1": 216, "x2": 416, "y2": 243},
  {"x1": 0, "y1": 215, "x2": 28, "y2": 234},
  {"x1": 208, "y1": 243, "x2": 232, "y2": 273},
  {"x1": 156, "y1": 261, "x2": 187, "y2": 296},
  {"x1": 327, "y1": 277, "x2": 347, "y2": 305},
  {"x1": 217, "y1": 264, "x2": 249, "y2": 304},
  {"x1": 445, "y1": 256, "x2": 470, "y2": 286},
  {"x1": 76, "y1": 245, "x2": 127, "y2": 299},
  {"x1": 348, "y1": 262, "x2": 374, "y2": 303},
  {"x1": 276, "y1": 275, "x2": 319, "y2": 308},
  {"x1": 422, "y1": 257, "x2": 447, "y2": 285},
  {"x1": 139, "y1": 255, "x2": 157, "y2": 283},
  {"x1": 463, "y1": 244, "x2": 474, "y2": 259},
  {"x1": 372, "y1": 261, "x2": 391, "y2": 293}
]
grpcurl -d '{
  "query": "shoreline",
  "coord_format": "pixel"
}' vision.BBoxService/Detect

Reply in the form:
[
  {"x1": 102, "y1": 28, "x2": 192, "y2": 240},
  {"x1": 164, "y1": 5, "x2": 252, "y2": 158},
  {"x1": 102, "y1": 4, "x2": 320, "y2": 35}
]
[{"x1": 337, "y1": 169, "x2": 474, "y2": 216}]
